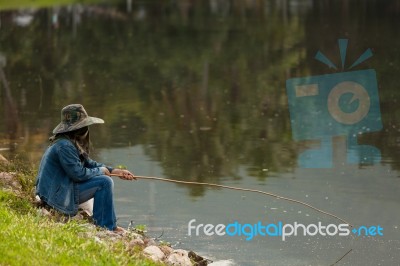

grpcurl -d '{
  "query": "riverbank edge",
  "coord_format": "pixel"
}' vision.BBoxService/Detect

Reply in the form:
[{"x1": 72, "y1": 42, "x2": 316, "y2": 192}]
[{"x1": 0, "y1": 160, "x2": 209, "y2": 266}]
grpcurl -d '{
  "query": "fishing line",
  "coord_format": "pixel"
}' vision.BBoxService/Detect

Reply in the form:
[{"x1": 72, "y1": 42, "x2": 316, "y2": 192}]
[
  {"x1": 330, "y1": 248, "x2": 353, "y2": 266},
  {"x1": 110, "y1": 174, "x2": 351, "y2": 226}
]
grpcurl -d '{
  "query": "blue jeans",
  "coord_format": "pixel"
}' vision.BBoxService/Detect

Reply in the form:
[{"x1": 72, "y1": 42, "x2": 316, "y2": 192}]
[{"x1": 77, "y1": 175, "x2": 117, "y2": 230}]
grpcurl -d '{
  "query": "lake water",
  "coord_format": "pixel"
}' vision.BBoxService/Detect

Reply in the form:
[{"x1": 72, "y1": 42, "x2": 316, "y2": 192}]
[{"x1": 1, "y1": 1, "x2": 400, "y2": 265}]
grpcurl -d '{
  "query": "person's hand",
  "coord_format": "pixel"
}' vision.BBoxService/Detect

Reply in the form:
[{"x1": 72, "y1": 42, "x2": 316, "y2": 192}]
[
  {"x1": 111, "y1": 169, "x2": 136, "y2": 180},
  {"x1": 100, "y1": 167, "x2": 111, "y2": 176}
]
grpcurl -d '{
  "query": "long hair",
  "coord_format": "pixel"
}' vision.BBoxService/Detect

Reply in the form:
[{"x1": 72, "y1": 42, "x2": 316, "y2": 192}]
[{"x1": 50, "y1": 126, "x2": 90, "y2": 161}]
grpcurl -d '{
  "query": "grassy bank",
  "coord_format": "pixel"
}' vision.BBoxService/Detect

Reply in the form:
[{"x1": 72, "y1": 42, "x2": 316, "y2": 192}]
[{"x1": 0, "y1": 162, "x2": 161, "y2": 265}]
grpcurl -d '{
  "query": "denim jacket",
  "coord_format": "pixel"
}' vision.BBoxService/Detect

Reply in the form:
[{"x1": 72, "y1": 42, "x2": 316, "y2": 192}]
[{"x1": 36, "y1": 138, "x2": 112, "y2": 215}]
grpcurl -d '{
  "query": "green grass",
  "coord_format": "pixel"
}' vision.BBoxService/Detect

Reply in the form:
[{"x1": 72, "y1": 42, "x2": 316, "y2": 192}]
[
  {"x1": 0, "y1": 190, "x2": 159, "y2": 265},
  {"x1": 0, "y1": 161, "x2": 161, "y2": 266}
]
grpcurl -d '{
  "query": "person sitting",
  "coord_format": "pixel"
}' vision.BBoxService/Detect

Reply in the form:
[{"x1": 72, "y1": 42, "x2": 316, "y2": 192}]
[{"x1": 35, "y1": 104, "x2": 135, "y2": 232}]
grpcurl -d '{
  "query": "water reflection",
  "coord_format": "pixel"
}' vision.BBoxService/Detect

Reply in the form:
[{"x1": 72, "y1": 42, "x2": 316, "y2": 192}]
[
  {"x1": 0, "y1": 0, "x2": 400, "y2": 265},
  {"x1": 1, "y1": 0, "x2": 305, "y2": 184}
]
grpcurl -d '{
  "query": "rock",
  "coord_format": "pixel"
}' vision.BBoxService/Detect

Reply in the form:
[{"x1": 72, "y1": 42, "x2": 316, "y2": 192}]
[
  {"x1": 96, "y1": 230, "x2": 124, "y2": 241},
  {"x1": 0, "y1": 172, "x2": 21, "y2": 190},
  {"x1": 159, "y1": 245, "x2": 173, "y2": 256},
  {"x1": 39, "y1": 208, "x2": 51, "y2": 217},
  {"x1": 188, "y1": 251, "x2": 210, "y2": 266},
  {"x1": 128, "y1": 238, "x2": 145, "y2": 248},
  {"x1": 144, "y1": 238, "x2": 157, "y2": 246},
  {"x1": 0, "y1": 172, "x2": 12, "y2": 180},
  {"x1": 129, "y1": 232, "x2": 143, "y2": 239},
  {"x1": 166, "y1": 249, "x2": 192, "y2": 266},
  {"x1": 143, "y1": 245, "x2": 165, "y2": 262}
]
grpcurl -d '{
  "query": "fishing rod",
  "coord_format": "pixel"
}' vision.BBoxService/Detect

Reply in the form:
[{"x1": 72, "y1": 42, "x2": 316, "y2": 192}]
[{"x1": 110, "y1": 174, "x2": 351, "y2": 226}]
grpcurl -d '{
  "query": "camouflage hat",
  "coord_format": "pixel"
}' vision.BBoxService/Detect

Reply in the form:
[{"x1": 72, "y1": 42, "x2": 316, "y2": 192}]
[{"x1": 52, "y1": 104, "x2": 104, "y2": 134}]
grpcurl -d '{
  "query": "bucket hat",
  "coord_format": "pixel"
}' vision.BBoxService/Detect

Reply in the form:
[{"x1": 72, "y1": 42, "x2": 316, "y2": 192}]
[{"x1": 52, "y1": 104, "x2": 104, "y2": 134}]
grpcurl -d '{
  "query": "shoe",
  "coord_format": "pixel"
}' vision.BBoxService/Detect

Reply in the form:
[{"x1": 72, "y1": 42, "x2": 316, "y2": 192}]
[{"x1": 113, "y1": 226, "x2": 127, "y2": 234}]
